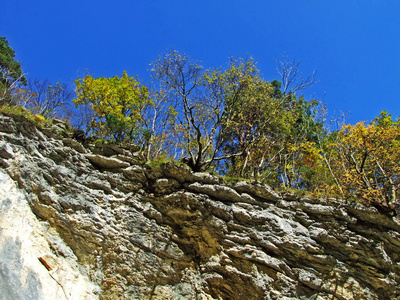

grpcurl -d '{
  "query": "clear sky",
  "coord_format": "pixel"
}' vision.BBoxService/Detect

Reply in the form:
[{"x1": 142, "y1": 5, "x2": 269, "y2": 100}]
[{"x1": 2, "y1": 0, "x2": 400, "y2": 124}]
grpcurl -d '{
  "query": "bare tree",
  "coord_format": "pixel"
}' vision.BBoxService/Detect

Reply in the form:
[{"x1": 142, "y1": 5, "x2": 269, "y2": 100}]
[
  {"x1": 140, "y1": 85, "x2": 175, "y2": 160},
  {"x1": 69, "y1": 101, "x2": 95, "y2": 134},
  {"x1": 276, "y1": 54, "x2": 317, "y2": 95},
  {"x1": 150, "y1": 50, "x2": 235, "y2": 171},
  {"x1": 24, "y1": 78, "x2": 74, "y2": 118}
]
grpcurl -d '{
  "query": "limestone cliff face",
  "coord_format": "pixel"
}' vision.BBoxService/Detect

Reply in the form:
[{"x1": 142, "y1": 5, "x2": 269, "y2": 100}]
[{"x1": 0, "y1": 113, "x2": 399, "y2": 300}]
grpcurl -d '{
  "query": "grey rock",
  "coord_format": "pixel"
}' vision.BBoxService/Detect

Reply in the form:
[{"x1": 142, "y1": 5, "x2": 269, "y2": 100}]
[
  {"x1": 188, "y1": 182, "x2": 242, "y2": 202},
  {"x1": 91, "y1": 141, "x2": 124, "y2": 156},
  {"x1": 0, "y1": 115, "x2": 17, "y2": 133},
  {"x1": 85, "y1": 154, "x2": 130, "y2": 169},
  {"x1": 122, "y1": 165, "x2": 147, "y2": 183},
  {"x1": 62, "y1": 138, "x2": 87, "y2": 153},
  {"x1": 190, "y1": 172, "x2": 221, "y2": 184},
  {"x1": 0, "y1": 112, "x2": 399, "y2": 300},
  {"x1": 233, "y1": 180, "x2": 282, "y2": 202},
  {"x1": 154, "y1": 178, "x2": 180, "y2": 194},
  {"x1": 0, "y1": 141, "x2": 14, "y2": 159}
]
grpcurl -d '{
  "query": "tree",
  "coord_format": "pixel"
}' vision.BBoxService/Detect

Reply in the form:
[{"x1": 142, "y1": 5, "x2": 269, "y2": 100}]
[
  {"x1": 140, "y1": 86, "x2": 178, "y2": 160},
  {"x1": 276, "y1": 55, "x2": 317, "y2": 95},
  {"x1": 214, "y1": 57, "x2": 321, "y2": 183},
  {"x1": 311, "y1": 111, "x2": 400, "y2": 213},
  {"x1": 0, "y1": 37, "x2": 26, "y2": 104},
  {"x1": 150, "y1": 50, "x2": 230, "y2": 171},
  {"x1": 276, "y1": 98, "x2": 325, "y2": 189},
  {"x1": 16, "y1": 78, "x2": 74, "y2": 118},
  {"x1": 149, "y1": 50, "x2": 324, "y2": 180},
  {"x1": 211, "y1": 57, "x2": 286, "y2": 178},
  {"x1": 73, "y1": 71, "x2": 151, "y2": 142}
]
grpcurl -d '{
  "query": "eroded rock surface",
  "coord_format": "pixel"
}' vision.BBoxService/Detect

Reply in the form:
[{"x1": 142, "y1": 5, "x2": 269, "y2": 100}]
[{"x1": 0, "y1": 113, "x2": 399, "y2": 299}]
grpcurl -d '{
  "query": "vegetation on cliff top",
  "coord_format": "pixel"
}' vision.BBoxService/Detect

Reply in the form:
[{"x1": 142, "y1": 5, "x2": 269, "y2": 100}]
[{"x1": 1, "y1": 36, "x2": 400, "y2": 214}]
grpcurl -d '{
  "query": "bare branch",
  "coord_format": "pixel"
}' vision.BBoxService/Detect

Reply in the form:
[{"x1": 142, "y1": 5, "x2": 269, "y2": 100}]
[
  {"x1": 24, "y1": 78, "x2": 74, "y2": 118},
  {"x1": 276, "y1": 54, "x2": 317, "y2": 95}
]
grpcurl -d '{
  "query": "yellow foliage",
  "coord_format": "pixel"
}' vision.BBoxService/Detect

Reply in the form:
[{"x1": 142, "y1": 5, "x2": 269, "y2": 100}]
[
  {"x1": 34, "y1": 114, "x2": 46, "y2": 123},
  {"x1": 73, "y1": 71, "x2": 152, "y2": 141},
  {"x1": 326, "y1": 115, "x2": 400, "y2": 206}
]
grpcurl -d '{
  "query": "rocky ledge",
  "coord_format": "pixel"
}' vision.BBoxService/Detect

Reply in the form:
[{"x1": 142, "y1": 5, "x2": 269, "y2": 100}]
[{"x1": 0, "y1": 113, "x2": 399, "y2": 299}]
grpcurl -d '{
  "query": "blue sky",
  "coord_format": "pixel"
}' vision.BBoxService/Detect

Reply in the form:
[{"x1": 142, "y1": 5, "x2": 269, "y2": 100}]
[{"x1": 2, "y1": 0, "x2": 400, "y2": 124}]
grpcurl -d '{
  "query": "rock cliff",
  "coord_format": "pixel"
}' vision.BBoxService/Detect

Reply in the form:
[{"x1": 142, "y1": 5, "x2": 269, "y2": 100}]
[{"x1": 0, "y1": 113, "x2": 399, "y2": 299}]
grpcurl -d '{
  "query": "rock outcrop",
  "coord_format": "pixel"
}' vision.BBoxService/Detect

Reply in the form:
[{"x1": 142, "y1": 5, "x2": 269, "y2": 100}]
[{"x1": 0, "y1": 113, "x2": 399, "y2": 299}]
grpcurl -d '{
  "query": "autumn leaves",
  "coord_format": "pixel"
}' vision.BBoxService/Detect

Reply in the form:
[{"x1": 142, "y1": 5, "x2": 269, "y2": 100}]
[{"x1": 70, "y1": 51, "x2": 400, "y2": 211}]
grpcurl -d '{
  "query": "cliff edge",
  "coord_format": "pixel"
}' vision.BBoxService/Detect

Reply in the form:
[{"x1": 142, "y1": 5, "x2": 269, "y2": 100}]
[{"x1": 0, "y1": 113, "x2": 399, "y2": 299}]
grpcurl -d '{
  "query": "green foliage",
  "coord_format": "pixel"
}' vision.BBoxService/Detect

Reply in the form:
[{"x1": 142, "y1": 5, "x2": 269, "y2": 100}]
[
  {"x1": 0, "y1": 37, "x2": 26, "y2": 104},
  {"x1": 208, "y1": 57, "x2": 324, "y2": 188},
  {"x1": 9, "y1": 42, "x2": 397, "y2": 212},
  {"x1": 73, "y1": 71, "x2": 152, "y2": 142},
  {"x1": 222, "y1": 176, "x2": 250, "y2": 185},
  {"x1": 0, "y1": 37, "x2": 26, "y2": 85},
  {"x1": 281, "y1": 187, "x2": 308, "y2": 197},
  {"x1": 145, "y1": 154, "x2": 185, "y2": 168},
  {"x1": 0, "y1": 105, "x2": 51, "y2": 127},
  {"x1": 148, "y1": 51, "x2": 326, "y2": 180}
]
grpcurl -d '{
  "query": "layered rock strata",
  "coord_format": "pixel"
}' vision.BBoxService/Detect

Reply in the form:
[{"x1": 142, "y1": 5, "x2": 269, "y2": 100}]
[{"x1": 0, "y1": 113, "x2": 399, "y2": 299}]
